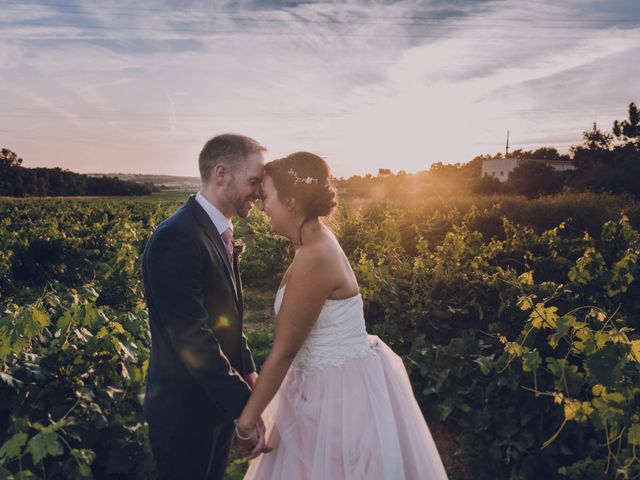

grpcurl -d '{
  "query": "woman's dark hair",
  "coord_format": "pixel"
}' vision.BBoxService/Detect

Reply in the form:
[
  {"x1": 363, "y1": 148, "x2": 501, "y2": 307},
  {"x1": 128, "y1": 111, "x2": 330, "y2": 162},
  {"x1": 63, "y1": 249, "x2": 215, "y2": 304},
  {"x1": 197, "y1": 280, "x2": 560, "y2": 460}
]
[{"x1": 264, "y1": 152, "x2": 337, "y2": 241}]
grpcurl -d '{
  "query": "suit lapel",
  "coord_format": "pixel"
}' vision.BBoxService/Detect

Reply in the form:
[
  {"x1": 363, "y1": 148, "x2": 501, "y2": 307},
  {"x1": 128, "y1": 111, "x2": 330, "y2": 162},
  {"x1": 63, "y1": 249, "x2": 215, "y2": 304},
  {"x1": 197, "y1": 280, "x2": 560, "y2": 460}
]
[
  {"x1": 186, "y1": 196, "x2": 240, "y2": 305},
  {"x1": 233, "y1": 256, "x2": 244, "y2": 315}
]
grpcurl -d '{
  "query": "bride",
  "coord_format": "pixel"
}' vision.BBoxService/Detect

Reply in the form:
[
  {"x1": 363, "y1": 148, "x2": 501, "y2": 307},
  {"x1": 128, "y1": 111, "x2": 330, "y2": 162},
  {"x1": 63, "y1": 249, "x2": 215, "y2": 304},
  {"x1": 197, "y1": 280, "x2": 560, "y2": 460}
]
[{"x1": 236, "y1": 152, "x2": 448, "y2": 479}]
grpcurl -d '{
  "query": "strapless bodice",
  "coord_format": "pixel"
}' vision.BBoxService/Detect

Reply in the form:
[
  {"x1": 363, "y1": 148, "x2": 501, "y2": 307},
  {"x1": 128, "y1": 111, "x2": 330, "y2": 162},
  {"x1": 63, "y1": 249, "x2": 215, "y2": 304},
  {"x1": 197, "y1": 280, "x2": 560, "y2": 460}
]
[{"x1": 275, "y1": 286, "x2": 369, "y2": 368}]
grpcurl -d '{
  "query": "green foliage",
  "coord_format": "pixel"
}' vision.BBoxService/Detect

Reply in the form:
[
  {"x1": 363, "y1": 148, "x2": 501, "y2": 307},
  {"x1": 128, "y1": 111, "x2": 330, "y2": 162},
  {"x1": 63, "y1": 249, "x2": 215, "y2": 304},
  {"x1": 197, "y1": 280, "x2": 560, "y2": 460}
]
[
  {"x1": 2, "y1": 192, "x2": 640, "y2": 479},
  {"x1": 0, "y1": 198, "x2": 174, "y2": 479},
  {"x1": 613, "y1": 102, "x2": 640, "y2": 147},
  {"x1": 246, "y1": 327, "x2": 275, "y2": 370},
  {"x1": 472, "y1": 175, "x2": 502, "y2": 195},
  {"x1": 337, "y1": 200, "x2": 640, "y2": 479},
  {"x1": 506, "y1": 161, "x2": 564, "y2": 198},
  {"x1": 225, "y1": 457, "x2": 249, "y2": 480},
  {"x1": 234, "y1": 209, "x2": 291, "y2": 290},
  {"x1": 494, "y1": 214, "x2": 640, "y2": 478},
  {"x1": 0, "y1": 287, "x2": 153, "y2": 479}
]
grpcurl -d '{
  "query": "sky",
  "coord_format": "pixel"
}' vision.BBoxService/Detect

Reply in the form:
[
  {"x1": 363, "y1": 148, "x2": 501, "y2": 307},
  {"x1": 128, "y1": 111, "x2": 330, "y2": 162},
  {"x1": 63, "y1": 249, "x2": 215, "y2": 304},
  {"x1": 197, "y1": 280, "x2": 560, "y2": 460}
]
[{"x1": 1, "y1": 0, "x2": 639, "y2": 178}]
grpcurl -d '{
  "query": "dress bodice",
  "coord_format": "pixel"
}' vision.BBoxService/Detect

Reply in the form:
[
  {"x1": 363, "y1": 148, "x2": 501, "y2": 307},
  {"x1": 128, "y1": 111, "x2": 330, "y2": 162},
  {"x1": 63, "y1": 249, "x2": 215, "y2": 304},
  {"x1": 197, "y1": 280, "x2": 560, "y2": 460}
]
[{"x1": 275, "y1": 286, "x2": 369, "y2": 368}]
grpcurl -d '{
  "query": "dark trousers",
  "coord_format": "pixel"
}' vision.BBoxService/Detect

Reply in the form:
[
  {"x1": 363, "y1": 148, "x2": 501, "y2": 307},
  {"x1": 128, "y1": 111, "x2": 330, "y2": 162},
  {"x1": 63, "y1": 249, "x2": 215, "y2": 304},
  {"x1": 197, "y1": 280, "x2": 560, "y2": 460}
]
[{"x1": 148, "y1": 422, "x2": 235, "y2": 480}]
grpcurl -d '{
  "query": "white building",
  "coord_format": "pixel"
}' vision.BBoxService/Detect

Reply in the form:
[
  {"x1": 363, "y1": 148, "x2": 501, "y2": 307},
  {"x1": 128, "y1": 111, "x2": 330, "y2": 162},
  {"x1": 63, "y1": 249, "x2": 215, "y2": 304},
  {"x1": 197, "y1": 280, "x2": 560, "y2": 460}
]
[{"x1": 481, "y1": 157, "x2": 575, "y2": 182}]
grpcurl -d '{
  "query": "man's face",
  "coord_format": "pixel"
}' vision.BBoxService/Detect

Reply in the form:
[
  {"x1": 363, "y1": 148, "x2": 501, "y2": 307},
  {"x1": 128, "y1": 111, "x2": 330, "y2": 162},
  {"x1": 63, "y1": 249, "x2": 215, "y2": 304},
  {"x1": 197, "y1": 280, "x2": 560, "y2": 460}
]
[{"x1": 224, "y1": 152, "x2": 265, "y2": 218}]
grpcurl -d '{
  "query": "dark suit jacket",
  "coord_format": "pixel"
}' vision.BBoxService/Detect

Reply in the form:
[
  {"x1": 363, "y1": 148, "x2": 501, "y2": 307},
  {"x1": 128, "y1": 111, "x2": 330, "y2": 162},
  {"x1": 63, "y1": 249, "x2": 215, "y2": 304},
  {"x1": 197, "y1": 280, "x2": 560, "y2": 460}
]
[{"x1": 142, "y1": 195, "x2": 256, "y2": 431}]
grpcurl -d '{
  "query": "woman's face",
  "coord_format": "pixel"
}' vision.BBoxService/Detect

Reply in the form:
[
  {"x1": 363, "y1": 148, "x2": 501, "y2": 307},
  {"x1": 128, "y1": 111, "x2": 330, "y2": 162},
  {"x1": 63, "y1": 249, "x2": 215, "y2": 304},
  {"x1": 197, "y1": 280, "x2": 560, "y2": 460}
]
[{"x1": 261, "y1": 175, "x2": 293, "y2": 236}]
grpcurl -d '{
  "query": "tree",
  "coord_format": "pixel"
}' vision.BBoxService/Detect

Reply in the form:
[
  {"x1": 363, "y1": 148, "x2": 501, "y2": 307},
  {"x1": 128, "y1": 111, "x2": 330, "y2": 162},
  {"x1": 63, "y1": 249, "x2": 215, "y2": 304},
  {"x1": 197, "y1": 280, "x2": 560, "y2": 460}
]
[
  {"x1": 463, "y1": 155, "x2": 491, "y2": 177},
  {"x1": 512, "y1": 147, "x2": 569, "y2": 161},
  {"x1": 472, "y1": 175, "x2": 502, "y2": 195},
  {"x1": 0, "y1": 148, "x2": 23, "y2": 170},
  {"x1": 570, "y1": 122, "x2": 615, "y2": 170},
  {"x1": 581, "y1": 122, "x2": 613, "y2": 152},
  {"x1": 506, "y1": 161, "x2": 562, "y2": 198},
  {"x1": 0, "y1": 147, "x2": 154, "y2": 197},
  {"x1": 613, "y1": 102, "x2": 640, "y2": 148}
]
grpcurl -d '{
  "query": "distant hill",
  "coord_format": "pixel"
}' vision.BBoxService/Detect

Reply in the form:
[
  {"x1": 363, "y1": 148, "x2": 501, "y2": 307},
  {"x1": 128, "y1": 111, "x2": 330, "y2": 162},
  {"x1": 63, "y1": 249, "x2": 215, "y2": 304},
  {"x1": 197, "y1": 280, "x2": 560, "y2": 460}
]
[{"x1": 87, "y1": 173, "x2": 201, "y2": 191}]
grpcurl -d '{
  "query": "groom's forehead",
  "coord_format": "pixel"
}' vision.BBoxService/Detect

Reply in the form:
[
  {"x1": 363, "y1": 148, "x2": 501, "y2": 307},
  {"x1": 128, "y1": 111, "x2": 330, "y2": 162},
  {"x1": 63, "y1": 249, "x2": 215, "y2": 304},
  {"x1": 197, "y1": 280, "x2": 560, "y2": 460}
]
[
  {"x1": 242, "y1": 153, "x2": 265, "y2": 177},
  {"x1": 233, "y1": 156, "x2": 264, "y2": 182}
]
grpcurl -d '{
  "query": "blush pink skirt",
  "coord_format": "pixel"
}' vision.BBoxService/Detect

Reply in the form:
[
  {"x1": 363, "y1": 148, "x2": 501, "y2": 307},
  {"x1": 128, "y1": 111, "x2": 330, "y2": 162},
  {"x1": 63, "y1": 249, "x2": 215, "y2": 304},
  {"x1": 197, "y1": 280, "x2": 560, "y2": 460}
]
[{"x1": 244, "y1": 335, "x2": 448, "y2": 479}]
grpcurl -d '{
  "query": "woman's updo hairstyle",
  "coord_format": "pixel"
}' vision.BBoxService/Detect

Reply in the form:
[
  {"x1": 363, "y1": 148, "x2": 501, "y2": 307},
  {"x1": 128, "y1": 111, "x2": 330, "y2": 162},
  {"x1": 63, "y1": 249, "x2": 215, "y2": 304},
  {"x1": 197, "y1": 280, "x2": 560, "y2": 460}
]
[{"x1": 264, "y1": 151, "x2": 337, "y2": 223}]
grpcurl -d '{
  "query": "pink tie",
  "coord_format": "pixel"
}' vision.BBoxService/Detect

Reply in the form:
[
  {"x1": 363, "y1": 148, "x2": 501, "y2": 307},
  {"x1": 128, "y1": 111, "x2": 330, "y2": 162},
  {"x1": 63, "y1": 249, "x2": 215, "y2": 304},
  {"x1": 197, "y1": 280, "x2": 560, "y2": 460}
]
[{"x1": 221, "y1": 227, "x2": 234, "y2": 264}]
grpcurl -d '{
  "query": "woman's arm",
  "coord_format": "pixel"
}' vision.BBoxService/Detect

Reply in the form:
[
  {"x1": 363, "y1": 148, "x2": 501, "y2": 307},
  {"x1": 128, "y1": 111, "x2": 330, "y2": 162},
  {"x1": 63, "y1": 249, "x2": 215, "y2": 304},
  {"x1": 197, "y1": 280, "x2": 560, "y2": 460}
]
[{"x1": 236, "y1": 247, "x2": 332, "y2": 433}]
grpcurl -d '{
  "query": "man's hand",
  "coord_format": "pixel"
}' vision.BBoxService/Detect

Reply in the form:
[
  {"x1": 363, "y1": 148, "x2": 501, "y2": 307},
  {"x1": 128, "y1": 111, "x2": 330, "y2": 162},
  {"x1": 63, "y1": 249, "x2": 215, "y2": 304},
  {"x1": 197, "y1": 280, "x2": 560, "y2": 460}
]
[
  {"x1": 247, "y1": 416, "x2": 273, "y2": 459},
  {"x1": 246, "y1": 372, "x2": 258, "y2": 390}
]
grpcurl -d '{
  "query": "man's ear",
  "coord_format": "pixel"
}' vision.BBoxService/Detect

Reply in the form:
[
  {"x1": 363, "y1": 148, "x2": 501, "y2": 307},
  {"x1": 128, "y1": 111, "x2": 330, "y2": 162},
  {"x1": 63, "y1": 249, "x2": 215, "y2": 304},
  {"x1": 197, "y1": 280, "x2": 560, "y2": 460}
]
[
  {"x1": 213, "y1": 163, "x2": 228, "y2": 185},
  {"x1": 288, "y1": 198, "x2": 296, "y2": 212}
]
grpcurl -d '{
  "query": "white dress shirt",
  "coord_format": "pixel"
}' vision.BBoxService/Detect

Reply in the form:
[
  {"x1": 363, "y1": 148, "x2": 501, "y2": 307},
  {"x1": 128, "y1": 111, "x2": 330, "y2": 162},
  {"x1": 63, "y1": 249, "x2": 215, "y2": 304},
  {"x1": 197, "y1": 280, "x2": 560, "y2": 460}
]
[{"x1": 195, "y1": 192, "x2": 233, "y2": 236}]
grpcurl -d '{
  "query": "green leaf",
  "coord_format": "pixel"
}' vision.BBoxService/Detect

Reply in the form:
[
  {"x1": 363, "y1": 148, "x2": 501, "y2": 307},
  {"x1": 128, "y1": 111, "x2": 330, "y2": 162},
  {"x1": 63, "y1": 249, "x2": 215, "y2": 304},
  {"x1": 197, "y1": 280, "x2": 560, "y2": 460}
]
[
  {"x1": 57, "y1": 308, "x2": 76, "y2": 332},
  {"x1": 547, "y1": 359, "x2": 584, "y2": 395},
  {"x1": 26, "y1": 430, "x2": 63, "y2": 465},
  {"x1": 595, "y1": 332, "x2": 609, "y2": 349},
  {"x1": 585, "y1": 344, "x2": 624, "y2": 387},
  {"x1": 0, "y1": 372, "x2": 24, "y2": 389},
  {"x1": 518, "y1": 295, "x2": 535, "y2": 311},
  {"x1": 522, "y1": 350, "x2": 541, "y2": 372},
  {"x1": 31, "y1": 308, "x2": 50, "y2": 329},
  {"x1": 519, "y1": 271, "x2": 534, "y2": 286},
  {"x1": 628, "y1": 424, "x2": 640, "y2": 446},
  {"x1": 548, "y1": 332, "x2": 561, "y2": 349},
  {"x1": 0, "y1": 433, "x2": 28, "y2": 461},
  {"x1": 82, "y1": 304, "x2": 100, "y2": 329},
  {"x1": 70, "y1": 448, "x2": 96, "y2": 476},
  {"x1": 0, "y1": 465, "x2": 14, "y2": 479},
  {"x1": 563, "y1": 399, "x2": 593, "y2": 422},
  {"x1": 530, "y1": 304, "x2": 559, "y2": 329},
  {"x1": 564, "y1": 365, "x2": 585, "y2": 395},
  {"x1": 556, "y1": 315, "x2": 574, "y2": 336},
  {"x1": 604, "y1": 392, "x2": 625, "y2": 403},
  {"x1": 629, "y1": 340, "x2": 640, "y2": 363}
]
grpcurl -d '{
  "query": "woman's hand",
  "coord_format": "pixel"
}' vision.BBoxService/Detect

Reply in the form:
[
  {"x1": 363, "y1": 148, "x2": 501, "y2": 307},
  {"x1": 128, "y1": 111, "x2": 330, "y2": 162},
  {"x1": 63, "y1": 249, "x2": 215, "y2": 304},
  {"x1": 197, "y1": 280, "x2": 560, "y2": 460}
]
[{"x1": 235, "y1": 415, "x2": 272, "y2": 459}]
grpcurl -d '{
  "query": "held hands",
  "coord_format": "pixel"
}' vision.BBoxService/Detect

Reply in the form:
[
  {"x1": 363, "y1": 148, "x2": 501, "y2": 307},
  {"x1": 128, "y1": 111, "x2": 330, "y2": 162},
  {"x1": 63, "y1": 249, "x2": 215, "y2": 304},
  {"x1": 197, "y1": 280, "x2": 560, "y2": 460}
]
[{"x1": 234, "y1": 416, "x2": 272, "y2": 460}]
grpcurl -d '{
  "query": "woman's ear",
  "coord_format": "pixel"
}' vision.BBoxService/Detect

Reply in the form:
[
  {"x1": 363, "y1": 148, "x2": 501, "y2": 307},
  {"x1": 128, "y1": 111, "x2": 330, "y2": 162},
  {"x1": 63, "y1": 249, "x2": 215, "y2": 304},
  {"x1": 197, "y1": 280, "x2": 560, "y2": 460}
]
[{"x1": 287, "y1": 198, "x2": 296, "y2": 212}]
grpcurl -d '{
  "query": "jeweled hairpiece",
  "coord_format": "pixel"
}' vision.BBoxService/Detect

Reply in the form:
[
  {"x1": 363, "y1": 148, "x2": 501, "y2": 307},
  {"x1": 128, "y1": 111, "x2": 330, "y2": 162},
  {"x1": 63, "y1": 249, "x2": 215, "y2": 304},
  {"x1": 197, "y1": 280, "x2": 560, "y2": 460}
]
[
  {"x1": 288, "y1": 168, "x2": 317, "y2": 185},
  {"x1": 287, "y1": 168, "x2": 332, "y2": 187}
]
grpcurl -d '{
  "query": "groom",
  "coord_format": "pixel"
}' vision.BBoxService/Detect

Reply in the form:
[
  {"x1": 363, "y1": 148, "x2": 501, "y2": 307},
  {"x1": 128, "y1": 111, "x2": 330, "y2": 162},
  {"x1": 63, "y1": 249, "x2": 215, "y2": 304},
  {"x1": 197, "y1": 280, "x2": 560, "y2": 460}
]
[{"x1": 142, "y1": 134, "x2": 267, "y2": 479}]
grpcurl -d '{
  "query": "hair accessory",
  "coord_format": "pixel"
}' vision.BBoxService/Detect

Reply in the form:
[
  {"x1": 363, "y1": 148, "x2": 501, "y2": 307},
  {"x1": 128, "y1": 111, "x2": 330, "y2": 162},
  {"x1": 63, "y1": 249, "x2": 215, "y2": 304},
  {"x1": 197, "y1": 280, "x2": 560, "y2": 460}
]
[{"x1": 288, "y1": 168, "x2": 318, "y2": 185}]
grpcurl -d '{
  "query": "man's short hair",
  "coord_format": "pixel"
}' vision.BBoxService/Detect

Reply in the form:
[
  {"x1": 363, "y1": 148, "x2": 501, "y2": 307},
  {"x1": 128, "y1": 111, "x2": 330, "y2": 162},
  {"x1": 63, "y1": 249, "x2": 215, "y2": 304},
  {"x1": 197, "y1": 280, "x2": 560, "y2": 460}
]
[{"x1": 198, "y1": 134, "x2": 266, "y2": 183}]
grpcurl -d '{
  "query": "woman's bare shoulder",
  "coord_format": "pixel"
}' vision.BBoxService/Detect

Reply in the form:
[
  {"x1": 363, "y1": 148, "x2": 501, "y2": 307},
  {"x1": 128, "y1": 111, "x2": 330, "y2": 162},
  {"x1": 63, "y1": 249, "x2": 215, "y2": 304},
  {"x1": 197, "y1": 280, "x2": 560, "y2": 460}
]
[{"x1": 301, "y1": 230, "x2": 341, "y2": 260}]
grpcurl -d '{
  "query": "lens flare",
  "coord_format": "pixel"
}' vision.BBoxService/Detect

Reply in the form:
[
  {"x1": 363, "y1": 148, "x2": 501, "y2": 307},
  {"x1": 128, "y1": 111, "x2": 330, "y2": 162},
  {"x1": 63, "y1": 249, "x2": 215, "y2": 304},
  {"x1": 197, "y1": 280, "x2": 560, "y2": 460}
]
[{"x1": 216, "y1": 315, "x2": 232, "y2": 329}]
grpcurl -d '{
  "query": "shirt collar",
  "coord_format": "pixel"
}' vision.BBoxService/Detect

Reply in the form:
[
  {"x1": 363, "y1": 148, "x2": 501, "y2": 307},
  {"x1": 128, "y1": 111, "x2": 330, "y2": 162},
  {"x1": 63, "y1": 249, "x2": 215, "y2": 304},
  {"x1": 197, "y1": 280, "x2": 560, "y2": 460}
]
[{"x1": 195, "y1": 192, "x2": 233, "y2": 236}]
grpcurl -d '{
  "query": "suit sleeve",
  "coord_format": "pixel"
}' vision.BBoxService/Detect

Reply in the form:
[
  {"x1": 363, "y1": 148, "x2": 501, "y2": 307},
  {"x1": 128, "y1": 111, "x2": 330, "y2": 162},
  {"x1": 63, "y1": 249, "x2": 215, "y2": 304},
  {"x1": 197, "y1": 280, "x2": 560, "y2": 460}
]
[
  {"x1": 143, "y1": 228, "x2": 251, "y2": 421},
  {"x1": 241, "y1": 334, "x2": 257, "y2": 375}
]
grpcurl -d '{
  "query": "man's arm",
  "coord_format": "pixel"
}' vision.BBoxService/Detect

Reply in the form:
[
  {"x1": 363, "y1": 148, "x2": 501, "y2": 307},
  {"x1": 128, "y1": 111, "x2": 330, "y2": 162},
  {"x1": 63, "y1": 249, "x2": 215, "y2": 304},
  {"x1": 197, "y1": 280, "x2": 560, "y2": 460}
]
[
  {"x1": 241, "y1": 334, "x2": 257, "y2": 376},
  {"x1": 144, "y1": 228, "x2": 251, "y2": 421}
]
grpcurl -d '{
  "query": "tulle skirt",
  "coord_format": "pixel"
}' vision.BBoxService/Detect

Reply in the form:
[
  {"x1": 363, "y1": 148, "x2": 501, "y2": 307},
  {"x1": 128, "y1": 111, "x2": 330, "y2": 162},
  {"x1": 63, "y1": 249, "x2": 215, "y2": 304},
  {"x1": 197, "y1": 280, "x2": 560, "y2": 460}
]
[{"x1": 244, "y1": 335, "x2": 448, "y2": 479}]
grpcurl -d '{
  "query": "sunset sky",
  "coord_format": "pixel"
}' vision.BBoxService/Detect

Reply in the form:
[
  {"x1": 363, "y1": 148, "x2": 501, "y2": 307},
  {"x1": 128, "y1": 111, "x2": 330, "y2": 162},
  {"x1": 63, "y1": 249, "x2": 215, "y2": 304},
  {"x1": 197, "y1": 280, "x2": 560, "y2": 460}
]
[{"x1": 1, "y1": 0, "x2": 639, "y2": 178}]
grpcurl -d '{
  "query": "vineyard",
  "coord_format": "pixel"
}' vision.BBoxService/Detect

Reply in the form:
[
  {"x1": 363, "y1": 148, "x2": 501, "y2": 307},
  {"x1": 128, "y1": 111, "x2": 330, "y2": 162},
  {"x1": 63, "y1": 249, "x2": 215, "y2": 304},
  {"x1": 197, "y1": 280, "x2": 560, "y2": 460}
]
[{"x1": 1, "y1": 192, "x2": 640, "y2": 479}]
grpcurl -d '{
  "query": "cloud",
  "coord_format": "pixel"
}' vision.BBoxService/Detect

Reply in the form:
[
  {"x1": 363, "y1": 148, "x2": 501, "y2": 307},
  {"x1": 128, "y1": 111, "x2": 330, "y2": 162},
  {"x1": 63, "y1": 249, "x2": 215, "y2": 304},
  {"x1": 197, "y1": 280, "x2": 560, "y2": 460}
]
[
  {"x1": 166, "y1": 89, "x2": 176, "y2": 138},
  {"x1": 1, "y1": 0, "x2": 639, "y2": 176}
]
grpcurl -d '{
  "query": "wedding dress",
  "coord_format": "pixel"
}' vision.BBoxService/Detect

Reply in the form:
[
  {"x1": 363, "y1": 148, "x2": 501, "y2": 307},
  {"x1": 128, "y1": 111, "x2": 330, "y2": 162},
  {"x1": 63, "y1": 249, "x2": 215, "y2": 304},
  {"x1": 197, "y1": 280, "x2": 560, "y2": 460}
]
[{"x1": 244, "y1": 286, "x2": 449, "y2": 479}]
